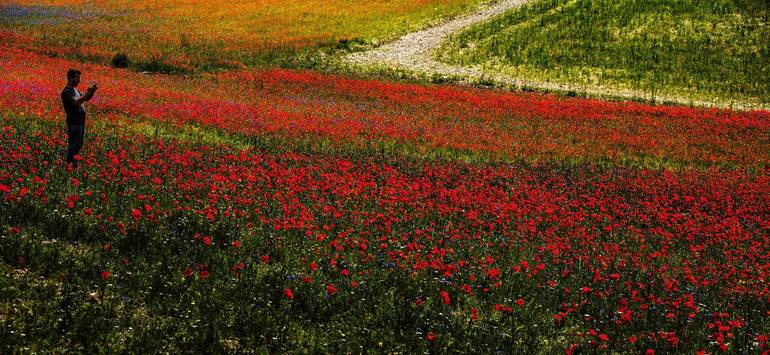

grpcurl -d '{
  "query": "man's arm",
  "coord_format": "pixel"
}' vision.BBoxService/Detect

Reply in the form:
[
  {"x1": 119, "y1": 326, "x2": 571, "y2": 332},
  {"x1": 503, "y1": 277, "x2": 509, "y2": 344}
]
[{"x1": 72, "y1": 88, "x2": 95, "y2": 106}]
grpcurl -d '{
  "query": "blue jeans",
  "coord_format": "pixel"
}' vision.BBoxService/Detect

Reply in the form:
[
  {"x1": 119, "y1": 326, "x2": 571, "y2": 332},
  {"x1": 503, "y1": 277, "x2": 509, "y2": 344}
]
[{"x1": 66, "y1": 125, "x2": 85, "y2": 165}]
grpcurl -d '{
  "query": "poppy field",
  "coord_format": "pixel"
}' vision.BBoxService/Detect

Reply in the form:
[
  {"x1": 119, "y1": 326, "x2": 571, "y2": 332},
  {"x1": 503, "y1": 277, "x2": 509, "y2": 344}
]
[
  {"x1": 0, "y1": 0, "x2": 483, "y2": 72},
  {"x1": 2, "y1": 29, "x2": 770, "y2": 353}
]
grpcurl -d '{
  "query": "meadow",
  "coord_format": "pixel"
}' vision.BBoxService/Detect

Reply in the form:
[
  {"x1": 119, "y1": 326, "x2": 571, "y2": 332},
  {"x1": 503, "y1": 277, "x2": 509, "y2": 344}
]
[
  {"x1": 439, "y1": 0, "x2": 770, "y2": 107},
  {"x1": 2, "y1": 38, "x2": 770, "y2": 353},
  {"x1": 1, "y1": 1, "x2": 770, "y2": 353},
  {"x1": 1, "y1": 0, "x2": 483, "y2": 72}
]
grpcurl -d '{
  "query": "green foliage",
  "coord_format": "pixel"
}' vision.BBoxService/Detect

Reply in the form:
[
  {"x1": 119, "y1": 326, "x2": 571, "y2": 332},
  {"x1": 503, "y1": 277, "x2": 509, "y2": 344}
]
[{"x1": 440, "y1": 0, "x2": 770, "y2": 105}]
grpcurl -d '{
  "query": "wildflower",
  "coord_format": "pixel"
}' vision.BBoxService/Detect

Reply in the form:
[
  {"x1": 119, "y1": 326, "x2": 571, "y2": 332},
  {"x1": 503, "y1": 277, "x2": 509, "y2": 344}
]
[
  {"x1": 100, "y1": 271, "x2": 110, "y2": 280},
  {"x1": 494, "y1": 304, "x2": 512, "y2": 313},
  {"x1": 426, "y1": 332, "x2": 437, "y2": 341},
  {"x1": 260, "y1": 255, "x2": 270, "y2": 263},
  {"x1": 439, "y1": 290, "x2": 451, "y2": 305},
  {"x1": 231, "y1": 240, "x2": 241, "y2": 247},
  {"x1": 326, "y1": 284, "x2": 338, "y2": 295},
  {"x1": 470, "y1": 308, "x2": 479, "y2": 320},
  {"x1": 203, "y1": 236, "x2": 212, "y2": 246},
  {"x1": 283, "y1": 288, "x2": 294, "y2": 300}
]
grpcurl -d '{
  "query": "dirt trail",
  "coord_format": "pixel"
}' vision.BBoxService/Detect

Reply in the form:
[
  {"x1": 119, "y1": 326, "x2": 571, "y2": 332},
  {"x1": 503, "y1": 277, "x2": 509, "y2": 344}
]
[{"x1": 345, "y1": 0, "x2": 767, "y2": 111}]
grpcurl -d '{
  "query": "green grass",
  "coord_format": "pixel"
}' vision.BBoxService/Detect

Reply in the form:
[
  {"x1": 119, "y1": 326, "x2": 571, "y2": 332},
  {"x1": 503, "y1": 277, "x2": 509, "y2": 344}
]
[{"x1": 438, "y1": 0, "x2": 770, "y2": 106}]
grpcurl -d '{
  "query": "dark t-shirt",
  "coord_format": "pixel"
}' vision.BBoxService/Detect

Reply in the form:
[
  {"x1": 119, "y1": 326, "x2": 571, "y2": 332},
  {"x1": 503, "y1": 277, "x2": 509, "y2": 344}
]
[{"x1": 61, "y1": 87, "x2": 86, "y2": 126}]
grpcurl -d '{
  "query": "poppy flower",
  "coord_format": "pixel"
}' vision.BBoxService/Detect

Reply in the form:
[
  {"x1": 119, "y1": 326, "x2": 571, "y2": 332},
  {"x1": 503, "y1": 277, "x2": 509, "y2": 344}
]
[
  {"x1": 470, "y1": 308, "x2": 479, "y2": 320},
  {"x1": 440, "y1": 290, "x2": 450, "y2": 305},
  {"x1": 426, "y1": 332, "x2": 437, "y2": 341}
]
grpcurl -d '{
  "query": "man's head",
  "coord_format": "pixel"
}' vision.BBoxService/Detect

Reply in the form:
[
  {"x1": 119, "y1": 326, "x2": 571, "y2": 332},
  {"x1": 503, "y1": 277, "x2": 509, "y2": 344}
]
[{"x1": 67, "y1": 69, "x2": 81, "y2": 87}]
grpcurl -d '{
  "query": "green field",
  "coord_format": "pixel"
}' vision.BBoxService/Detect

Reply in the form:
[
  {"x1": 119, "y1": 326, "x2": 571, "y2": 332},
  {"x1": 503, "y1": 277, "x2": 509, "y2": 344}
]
[{"x1": 439, "y1": 0, "x2": 770, "y2": 105}]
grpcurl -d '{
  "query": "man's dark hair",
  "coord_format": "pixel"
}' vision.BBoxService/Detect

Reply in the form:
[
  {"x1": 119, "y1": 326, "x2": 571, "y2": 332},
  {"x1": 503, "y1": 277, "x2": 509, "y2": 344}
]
[{"x1": 67, "y1": 69, "x2": 81, "y2": 79}]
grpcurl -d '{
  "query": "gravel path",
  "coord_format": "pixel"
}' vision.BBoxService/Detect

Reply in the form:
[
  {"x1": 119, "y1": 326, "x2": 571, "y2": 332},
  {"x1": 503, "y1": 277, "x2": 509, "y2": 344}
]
[{"x1": 345, "y1": 0, "x2": 767, "y2": 111}]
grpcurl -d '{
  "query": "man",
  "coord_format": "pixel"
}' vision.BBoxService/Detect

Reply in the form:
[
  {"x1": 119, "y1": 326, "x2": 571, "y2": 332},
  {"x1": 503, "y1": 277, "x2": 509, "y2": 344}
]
[{"x1": 61, "y1": 69, "x2": 98, "y2": 167}]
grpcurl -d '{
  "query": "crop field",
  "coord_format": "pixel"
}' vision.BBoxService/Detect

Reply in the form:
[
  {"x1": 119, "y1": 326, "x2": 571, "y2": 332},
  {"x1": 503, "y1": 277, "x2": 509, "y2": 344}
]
[
  {"x1": 2, "y1": 1, "x2": 770, "y2": 354},
  {"x1": 439, "y1": 0, "x2": 770, "y2": 106},
  {"x1": 1, "y1": 0, "x2": 483, "y2": 71}
]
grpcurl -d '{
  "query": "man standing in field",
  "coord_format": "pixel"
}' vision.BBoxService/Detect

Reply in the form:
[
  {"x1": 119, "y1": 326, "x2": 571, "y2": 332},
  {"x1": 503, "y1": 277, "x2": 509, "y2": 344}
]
[{"x1": 61, "y1": 69, "x2": 98, "y2": 168}]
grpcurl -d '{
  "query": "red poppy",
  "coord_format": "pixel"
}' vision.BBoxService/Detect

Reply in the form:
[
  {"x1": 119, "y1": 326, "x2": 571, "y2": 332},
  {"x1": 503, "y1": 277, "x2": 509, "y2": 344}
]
[
  {"x1": 470, "y1": 308, "x2": 479, "y2": 320},
  {"x1": 440, "y1": 290, "x2": 450, "y2": 305}
]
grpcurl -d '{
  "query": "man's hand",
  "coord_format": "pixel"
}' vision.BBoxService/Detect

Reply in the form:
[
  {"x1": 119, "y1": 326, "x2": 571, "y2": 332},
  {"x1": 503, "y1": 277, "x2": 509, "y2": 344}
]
[
  {"x1": 84, "y1": 84, "x2": 98, "y2": 100},
  {"x1": 72, "y1": 85, "x2": 98, "y2": 106}
]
